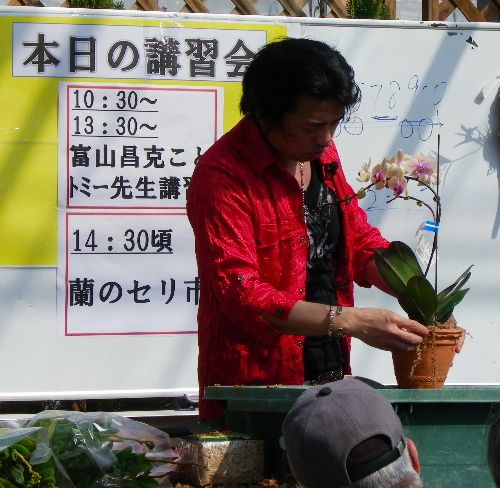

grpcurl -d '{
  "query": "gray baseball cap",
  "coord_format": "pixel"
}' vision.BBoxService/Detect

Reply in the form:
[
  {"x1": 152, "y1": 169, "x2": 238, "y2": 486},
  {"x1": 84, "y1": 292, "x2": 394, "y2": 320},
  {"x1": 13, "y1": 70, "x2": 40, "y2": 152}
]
[{"x1": 282, "y1": 378, "x2": 406, "y2": 488}]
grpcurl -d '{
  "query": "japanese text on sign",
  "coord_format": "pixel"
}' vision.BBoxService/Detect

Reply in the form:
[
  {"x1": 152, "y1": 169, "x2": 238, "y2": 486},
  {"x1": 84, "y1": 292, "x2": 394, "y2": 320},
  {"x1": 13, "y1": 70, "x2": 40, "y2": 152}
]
[
  {"x1": 58, "y1": 81, "x2": 223, "y2": 335},
  {"x1": 60, "y1": 83, "x2": 223, "y2": 209},
  {"x1": 61, "y1": 213, "x2": 199, "y2": 335},
  {"x1": 14, "y1": 24, "x2": 267, "y2": 81}
]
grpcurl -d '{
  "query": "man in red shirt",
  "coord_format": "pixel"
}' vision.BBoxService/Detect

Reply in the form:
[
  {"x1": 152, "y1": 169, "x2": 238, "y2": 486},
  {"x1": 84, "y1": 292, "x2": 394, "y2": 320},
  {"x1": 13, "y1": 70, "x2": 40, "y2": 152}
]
[{"x1": 187, "y1": 38, "x2": 429, "y2": 421}]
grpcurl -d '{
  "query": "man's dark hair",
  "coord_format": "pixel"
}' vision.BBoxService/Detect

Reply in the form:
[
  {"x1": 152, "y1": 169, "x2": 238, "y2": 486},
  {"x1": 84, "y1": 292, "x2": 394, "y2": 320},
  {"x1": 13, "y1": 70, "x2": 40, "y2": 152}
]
[{"x1": 240, "y1": 37, "x2": 361, "y2": 130}]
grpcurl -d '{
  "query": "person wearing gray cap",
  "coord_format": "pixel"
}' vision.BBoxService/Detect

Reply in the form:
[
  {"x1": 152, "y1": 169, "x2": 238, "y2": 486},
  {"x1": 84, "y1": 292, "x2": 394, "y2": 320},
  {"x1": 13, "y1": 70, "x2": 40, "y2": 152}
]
[{"x1": 282, "y1": 378, "x2": 422, "y2": 488}]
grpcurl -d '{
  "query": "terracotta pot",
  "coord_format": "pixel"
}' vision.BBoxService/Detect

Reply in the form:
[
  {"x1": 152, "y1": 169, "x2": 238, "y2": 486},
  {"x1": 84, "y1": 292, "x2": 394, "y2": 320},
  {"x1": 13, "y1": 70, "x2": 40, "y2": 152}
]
[{"x1": 392, "y1": 326, "x2": 463, "y2": 389}]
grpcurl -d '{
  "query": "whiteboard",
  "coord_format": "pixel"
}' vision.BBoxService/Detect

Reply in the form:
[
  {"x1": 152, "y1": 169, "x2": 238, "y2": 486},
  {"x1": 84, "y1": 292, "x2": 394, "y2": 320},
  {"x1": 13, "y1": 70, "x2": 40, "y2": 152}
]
[
  {"x1": 299, "y1": 20, "x2": 500, "y2": 385},
  {"x1": 1, "y1": 9, "x2": 499, "y2": 401}
]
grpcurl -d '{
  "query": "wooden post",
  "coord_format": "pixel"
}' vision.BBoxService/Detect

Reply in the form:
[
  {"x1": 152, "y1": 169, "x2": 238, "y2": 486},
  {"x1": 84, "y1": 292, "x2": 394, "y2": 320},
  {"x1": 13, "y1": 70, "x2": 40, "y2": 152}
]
[
  {"x1": 184, "y1": 0, "x2": 210, "y2": 13},
  {"x1": 231, "y1": 0, "x2": 259, "y2": 15},
  {"x1": 451, "y1": 0, "x2": 486, "y2": 21},
  {"x1": 324, "y1": 0, "x2": 348, "y2": 18},
  {"x1": 136, "y1": 0, "x2": 161, "y2": 10},
  {"x1": 438, "y1": 0, "x2": 456, "y2": 20},
  {"x1": 276, "y1": 0, "x2": 307, "y2": 17},
  {"x1": 422, "y1": 0, "x2": 439, "y2": 20},
  {"x1": 385, "y1": 0, "x2": 396, "y2": 19}
]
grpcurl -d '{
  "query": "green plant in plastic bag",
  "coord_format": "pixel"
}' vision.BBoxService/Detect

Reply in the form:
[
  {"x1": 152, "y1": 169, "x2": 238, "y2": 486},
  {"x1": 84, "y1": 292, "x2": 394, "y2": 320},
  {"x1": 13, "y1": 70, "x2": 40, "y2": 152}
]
[
  {"x1": 0, "y1": 434, "x2": 58, "y2": 488},
  {"x1": 28, "y1": 416, "x2": 156, "y2": 487}
]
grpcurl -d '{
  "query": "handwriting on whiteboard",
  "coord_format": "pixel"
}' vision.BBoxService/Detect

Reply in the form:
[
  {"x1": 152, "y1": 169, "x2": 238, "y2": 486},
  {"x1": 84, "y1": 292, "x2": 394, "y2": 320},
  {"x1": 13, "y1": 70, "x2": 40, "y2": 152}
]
[{"x1": 335, "y1": 74, "x2": 447, "y2": 142}]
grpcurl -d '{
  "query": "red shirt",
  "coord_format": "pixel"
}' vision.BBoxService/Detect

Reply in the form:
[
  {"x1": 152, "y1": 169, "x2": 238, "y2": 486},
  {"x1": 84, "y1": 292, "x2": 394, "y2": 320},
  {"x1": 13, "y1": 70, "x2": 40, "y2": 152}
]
[{"x1": 187, "y1": 117, "x2": 389, "y2": 420}]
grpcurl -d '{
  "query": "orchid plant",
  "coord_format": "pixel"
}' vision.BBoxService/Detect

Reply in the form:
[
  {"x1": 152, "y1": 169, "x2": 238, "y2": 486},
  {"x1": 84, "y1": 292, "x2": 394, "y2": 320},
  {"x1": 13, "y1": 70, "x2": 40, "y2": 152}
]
[{"x1": 354, "y1": 149, "x2": 472, "y2": 326}]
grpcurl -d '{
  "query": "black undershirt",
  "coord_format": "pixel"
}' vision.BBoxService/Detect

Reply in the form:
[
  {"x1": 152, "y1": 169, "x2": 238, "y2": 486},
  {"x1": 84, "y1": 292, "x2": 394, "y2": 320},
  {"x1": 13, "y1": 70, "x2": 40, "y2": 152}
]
[{"x1": 302, "y1": 160, "x2": 344, "y2": 381}]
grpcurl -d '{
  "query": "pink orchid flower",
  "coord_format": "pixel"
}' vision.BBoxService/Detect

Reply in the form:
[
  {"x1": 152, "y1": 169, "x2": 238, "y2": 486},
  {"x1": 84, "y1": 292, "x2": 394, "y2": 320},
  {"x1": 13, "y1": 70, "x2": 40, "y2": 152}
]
[
  {"x1": 371, "y1": 160, "x2": 389, "y2": 189},
  {"x1": 406, "y1": 153, "x2": 438, "y2": 186},
  {"x1": 387, "y1": 174, "x2": 408, "y2": 197}
]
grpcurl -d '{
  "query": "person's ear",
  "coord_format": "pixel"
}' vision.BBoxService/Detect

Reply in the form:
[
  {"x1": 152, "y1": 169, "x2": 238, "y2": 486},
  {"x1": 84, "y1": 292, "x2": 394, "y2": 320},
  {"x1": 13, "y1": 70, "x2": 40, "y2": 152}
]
[{"x1": 406, "y1": 438, "x2": 421, "y2": 474}]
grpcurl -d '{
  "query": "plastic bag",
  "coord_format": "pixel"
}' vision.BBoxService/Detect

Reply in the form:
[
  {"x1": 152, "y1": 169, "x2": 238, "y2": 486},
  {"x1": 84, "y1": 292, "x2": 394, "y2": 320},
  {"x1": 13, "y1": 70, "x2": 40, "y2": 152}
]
[
  {"x1": 0, "y1": 425, "x2": 58, "y2": 488},
  {"x1": 0, "y1": 411, "x2": 180, "y2": 488}
]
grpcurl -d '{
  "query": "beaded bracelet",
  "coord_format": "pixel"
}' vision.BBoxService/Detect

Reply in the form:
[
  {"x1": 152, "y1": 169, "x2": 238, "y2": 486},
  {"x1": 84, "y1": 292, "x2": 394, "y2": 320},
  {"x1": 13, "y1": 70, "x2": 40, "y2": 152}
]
[{"x1": 327, "y1": 305, "x2": 344, "y2": 337}]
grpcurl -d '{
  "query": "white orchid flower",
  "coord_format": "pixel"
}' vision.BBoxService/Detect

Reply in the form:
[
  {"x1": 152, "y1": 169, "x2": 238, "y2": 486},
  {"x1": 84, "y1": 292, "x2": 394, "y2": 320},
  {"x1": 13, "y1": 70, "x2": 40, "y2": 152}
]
[
  {"x1": 357, "y1": 159, "x2": 372, "y2": 183},
  {"x1": 386, "y1": 149, "x2": 415, "y2": 175}
]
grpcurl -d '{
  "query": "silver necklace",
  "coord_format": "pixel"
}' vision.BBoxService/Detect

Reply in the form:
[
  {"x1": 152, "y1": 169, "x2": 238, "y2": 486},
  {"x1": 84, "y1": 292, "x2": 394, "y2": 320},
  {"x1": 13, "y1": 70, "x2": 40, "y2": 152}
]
[{"x1": 299, "y1": 162, "x2": 309, "y2": 226}]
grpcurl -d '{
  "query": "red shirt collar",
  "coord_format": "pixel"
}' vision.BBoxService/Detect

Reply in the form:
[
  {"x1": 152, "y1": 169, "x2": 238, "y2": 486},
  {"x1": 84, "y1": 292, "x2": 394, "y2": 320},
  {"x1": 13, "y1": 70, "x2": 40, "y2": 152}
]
[{"x1": 234, "y1": 117, "x2": 341, "y2": 174}]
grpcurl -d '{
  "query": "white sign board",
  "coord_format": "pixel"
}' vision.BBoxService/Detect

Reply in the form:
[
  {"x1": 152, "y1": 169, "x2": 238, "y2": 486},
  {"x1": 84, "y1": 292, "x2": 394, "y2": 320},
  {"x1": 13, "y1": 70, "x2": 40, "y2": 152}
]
[{"x1": 1, "y1": 8, "x2": 499, "y2": 401}]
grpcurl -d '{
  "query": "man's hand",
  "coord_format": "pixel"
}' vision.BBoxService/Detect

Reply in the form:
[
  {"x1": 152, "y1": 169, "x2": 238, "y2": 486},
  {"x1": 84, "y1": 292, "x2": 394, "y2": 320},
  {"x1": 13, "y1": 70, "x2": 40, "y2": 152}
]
[
  {"x1": 268, "y1": 301, "x2": 431, "y2": 354},
  {"x1": 340, "y1": 307, "x2": 430, "y2": 352}
]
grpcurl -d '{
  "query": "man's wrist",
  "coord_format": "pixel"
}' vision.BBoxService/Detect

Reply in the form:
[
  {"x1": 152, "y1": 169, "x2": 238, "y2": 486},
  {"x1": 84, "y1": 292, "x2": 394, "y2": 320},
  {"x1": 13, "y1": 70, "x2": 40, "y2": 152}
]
[{"x1": 326, "y1": 305, "x2": 345, "y2": 337}]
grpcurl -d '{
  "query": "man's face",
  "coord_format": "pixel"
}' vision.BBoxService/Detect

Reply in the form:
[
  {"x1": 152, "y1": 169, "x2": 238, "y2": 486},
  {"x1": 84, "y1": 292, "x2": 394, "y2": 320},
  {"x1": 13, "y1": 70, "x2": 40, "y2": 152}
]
[{"x1": 266, "y1": 96, "x2": 345, "y2": 163}]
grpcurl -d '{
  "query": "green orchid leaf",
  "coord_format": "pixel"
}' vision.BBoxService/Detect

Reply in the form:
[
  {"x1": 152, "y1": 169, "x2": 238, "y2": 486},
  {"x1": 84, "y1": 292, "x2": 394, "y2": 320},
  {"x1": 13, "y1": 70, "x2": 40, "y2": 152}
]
[
  {"x1": 397, "y1": 292, "x2": 427, "y2": 324},
  {"x1": 374, "y1": 245, "x2": 420, "y2": 295},
  {"x1": 437, "y1": 265, "x2": 473, "y2": 301},
  {"x1": 390, "y1": 241, "x2": 424, "y2": 277},
  {"x1": 375, "y1": 255, "x2": 414, "y2": 296},
  {"x1": 435, "y1": 288, "x2": 470, "y2": 323},
  {"x1": 406, "y1": 275, "x2": 438, "y2": 324}
]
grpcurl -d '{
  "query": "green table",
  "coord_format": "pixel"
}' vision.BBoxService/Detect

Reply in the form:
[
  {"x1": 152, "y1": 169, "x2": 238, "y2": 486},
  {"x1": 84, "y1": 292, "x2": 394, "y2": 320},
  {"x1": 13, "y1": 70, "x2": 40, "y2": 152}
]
[{"x1": 206, "y1": 384, "x2": 500, "y2": 487}]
